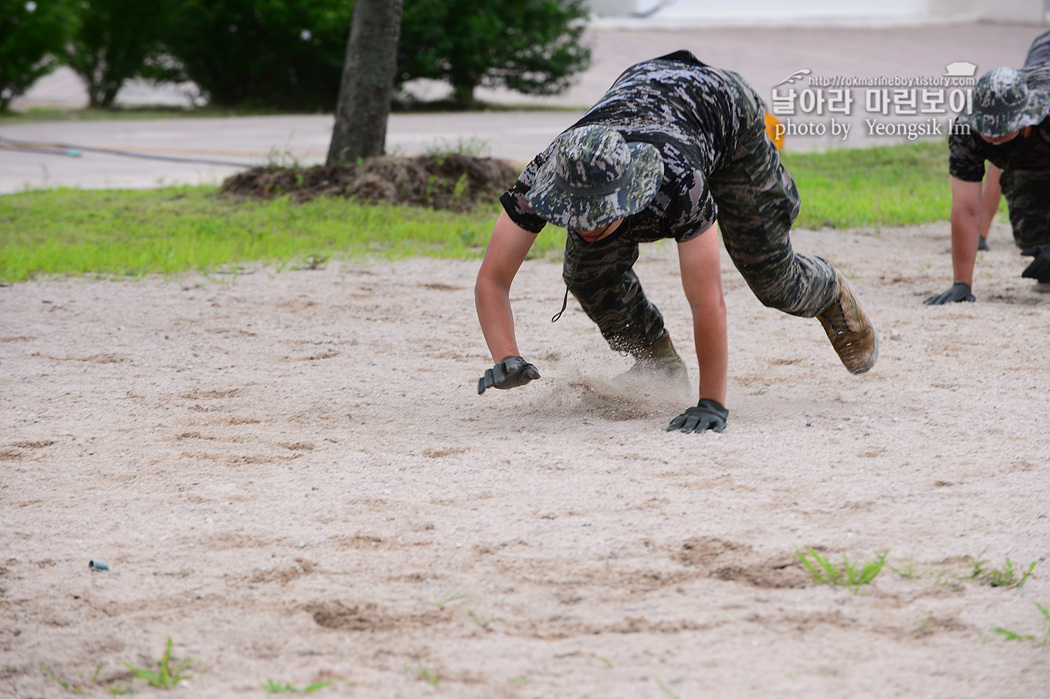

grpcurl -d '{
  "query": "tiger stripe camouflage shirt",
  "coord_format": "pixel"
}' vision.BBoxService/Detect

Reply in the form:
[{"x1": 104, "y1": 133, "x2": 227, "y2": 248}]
[
  {"x1": 500, "y1": 57, "x2": 750, "y2": 244},
  {"x1": 948, "y1": 116, "x2": 1050, "y2": 182}
]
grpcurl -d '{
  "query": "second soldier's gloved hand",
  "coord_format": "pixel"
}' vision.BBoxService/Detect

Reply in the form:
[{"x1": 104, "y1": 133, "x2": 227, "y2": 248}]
[
  {"x1": 477, "y1": 356, "x2": 540, "y2": 394},
  {"x1": 1021, "y1": 244, "x2": 1050, "y2": 283},
  {"x1": 924, "y1": 282, "x2": 975, "y2": 305},
  {"x1": 667, "y1": 399, "x2": 728, "y2": 434}
]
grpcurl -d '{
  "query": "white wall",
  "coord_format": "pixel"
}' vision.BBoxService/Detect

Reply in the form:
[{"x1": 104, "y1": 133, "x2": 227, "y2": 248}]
[
  {"x1": 586, "y1": 0, "x2": 1048, "y2": 24},
  {"x1": 975, "y1": 0, "x2": 1048, "y2": 23}
]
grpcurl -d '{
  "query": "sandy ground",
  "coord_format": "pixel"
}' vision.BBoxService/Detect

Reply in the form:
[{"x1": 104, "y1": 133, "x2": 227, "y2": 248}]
[{"x1": 2, "y1": 219, "x2": 1049, "y2": 698}]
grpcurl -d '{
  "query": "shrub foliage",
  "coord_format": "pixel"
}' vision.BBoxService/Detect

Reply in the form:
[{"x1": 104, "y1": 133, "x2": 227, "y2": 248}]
[
  {"x1": 64, "y1": 0, "x2": 176, "y2": 108},
  {"x1": 398, "y1": 0, "x2": 592, "y2": 106},
  {"x1": 2, "y1": 0, "x2": 591, "y2": 112},
  {"x1": 161, "y1": 0, "x2": 352, "y2": 111},
  {"x1": 0, "y1": 0, "x2": 77, "y2": 110}
]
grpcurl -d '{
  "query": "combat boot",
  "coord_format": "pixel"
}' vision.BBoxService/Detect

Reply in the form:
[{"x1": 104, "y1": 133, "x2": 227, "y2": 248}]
[
  {"x1": 817, "y1": 272, "x2": 878, "y2": 374},
  {"x1": 619, "y1": 331, "x2": 689, "y2": 385}
]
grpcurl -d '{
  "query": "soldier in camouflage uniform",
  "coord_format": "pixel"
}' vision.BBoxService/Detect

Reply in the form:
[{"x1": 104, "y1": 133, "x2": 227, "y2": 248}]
[
  {"x1": 475, "y1": 51, "x2": 879, "y2": 434},
  {"x1": 926, "y1": 30, "x2": 1050, "y2": 304}
]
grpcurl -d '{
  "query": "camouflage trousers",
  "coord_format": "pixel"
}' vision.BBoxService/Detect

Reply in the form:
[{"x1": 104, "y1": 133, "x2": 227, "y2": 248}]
[
  {"x1": 1000, "y1": 169, "x2": 1050, "y2": 249},
  {"x1": 562, "y1": 71, "x2": 838, "y2": 356},
  {"x1": 1002, "y1": 30, "x2": 1050, "y2": 249}
]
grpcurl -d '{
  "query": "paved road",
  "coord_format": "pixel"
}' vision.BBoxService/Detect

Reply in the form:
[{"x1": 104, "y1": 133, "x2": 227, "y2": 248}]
[{"x1": 1, "y1": 21, "x2": 1045, "y2": 193}]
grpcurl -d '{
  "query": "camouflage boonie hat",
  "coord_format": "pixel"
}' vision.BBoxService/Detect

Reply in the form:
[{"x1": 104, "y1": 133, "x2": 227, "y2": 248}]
[
  {"x1": 525, "y1": 125, "x2": 663, "y2": 230},
  {"x1": 959, "y1": 67, "x2": 1050, "y2": 137}
]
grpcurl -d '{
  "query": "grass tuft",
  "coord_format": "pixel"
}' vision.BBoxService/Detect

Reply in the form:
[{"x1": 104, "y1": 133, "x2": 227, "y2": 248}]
[
  {"x1": 795, "y1": 546, "x2": 888, "y2": 593},
  {"x1": 40, "y1": 665, "x2": 77, "y2": 692},
  {"x1": 40, "y1": 662, "x2": 133, "y2": 695},
  {"x1": 991, "y1": 601, "x2": 1050, "y2": 646},
  {"x1": 120, "y1": 637, "x2": 194, "y2": 690},
  {"x1": 963, "y1": 552, "x2": 1038, "y2": 589},
  {"x1": 406, "y1": 663, "x2": 439, "y2": 688},
  {"x1": 262, "y1": 678, "x2": 336, "y2": 694},
  {"x1": 888, "y1": 556, "x2": 924, "y2": 580},
  {"x1": 433, "y1": 591, "x2": 465, "y2": 609},
  {"x1": 468, "y1": 610, "x2": 496, "y2": 629}
]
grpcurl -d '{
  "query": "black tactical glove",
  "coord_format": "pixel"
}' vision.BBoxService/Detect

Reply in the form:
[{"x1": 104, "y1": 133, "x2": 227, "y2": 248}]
[
  {"x1": 923, "y1": 282, "x2": 975, "y2": 305},
  {"x1": 1021, "y1": 244, "x2": 1050, "y2": 283},
  {"x1": 667, "y1": 399, "x2": 728, "y2": 434},
  {"x1": 477, "y1": 356, "x2": 540, "y2": 394}
]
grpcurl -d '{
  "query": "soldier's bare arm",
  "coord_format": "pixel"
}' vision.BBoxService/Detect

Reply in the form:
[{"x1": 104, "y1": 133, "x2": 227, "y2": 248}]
[
  {"x1": 475, "y1": 210, "x2": 537, "y2": 364},
  {"x1": 950, "y1": 176, "x2": 983, "y2": 288},
  {"x1": 677, "y1": 223, "x2": 727, "y2": 406}
]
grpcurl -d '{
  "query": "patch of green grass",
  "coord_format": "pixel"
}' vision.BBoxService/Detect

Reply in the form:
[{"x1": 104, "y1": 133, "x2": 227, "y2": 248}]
[
  {"x1": 40, "y1": 662, "x2": 132, "y2": 695},
  {"x1": 261, "y1": 678, "x2": 336, "y2": 693},
  {"x1": 0, "y1": 141, "x2": 966, "y2": 283},
  {"x1": 0, "y1": 187, "x2": 566, "y2": 283},
  {"x1": 40, "y1": 665, "x2": 79, "y2": 692},
  {"x1": 992, "y1": 626, "x2": 1037, "y2": 642},
  {"x1": 121, "y1": 637, "x2": 194, "y2": 690},
  {"x1": 889, "y1": 556, "x2": 925, "y2": 580},
  {"x1": 963, "y1": 552, "x2": 1038, "y2": 589},
  {"x1": 468, "y1": 610, "x2": 496, "y2": 629},
  {"x1": 991, "y1": 601, "x2": 1050, "y2": 646},
  {"x1": 406, "y1": 663, "x2": 439, "y2": 688},
  {"x1": 782, "y1": 141, "x2": 954, "y2": 229},
  {"x1": 915, "y1": 615, "x2": 935, "y2": 636},
  {"x1": 433, "y1": 591, "x2": 465, "y2": 609},
  {"x1": 795, "y1": 546, "x2": 888, "y2": 594}
]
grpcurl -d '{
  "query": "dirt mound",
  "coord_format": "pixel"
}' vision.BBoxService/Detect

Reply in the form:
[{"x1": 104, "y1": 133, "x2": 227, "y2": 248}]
[{"x1": 220, "y1": 154, "x2": 521, "y2": 211}]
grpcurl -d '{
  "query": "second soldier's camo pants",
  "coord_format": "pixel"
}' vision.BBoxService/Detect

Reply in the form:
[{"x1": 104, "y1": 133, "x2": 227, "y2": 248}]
[{"x1": 562, "y1": 70, "x2": 838, "y2": 356}]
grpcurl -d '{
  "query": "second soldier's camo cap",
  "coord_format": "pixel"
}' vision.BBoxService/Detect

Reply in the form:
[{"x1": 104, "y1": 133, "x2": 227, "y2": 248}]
[
  {"x1": 525, "y1": 125, "x2": 663, "y2": 230},
  {"x1": 959, "y1": 67, "x2": 1050, "y2": 137}
]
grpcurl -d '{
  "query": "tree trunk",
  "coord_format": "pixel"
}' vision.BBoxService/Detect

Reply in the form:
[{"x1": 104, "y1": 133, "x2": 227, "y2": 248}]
[
  {"x1": 451, "y1": 81, "x2": 475, "y2": 107},
  {"x1": 326, "y1": 0, "x2": 402, "y2": 166}
]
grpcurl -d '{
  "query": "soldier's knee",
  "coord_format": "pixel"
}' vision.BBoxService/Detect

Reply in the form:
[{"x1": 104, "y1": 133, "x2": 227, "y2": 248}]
[
  {"x1": 563, "y1": 271, "x2": 587, "y2": 297},
  {"x1": 753, "y1": 287, "x2": 792, "y2": 310},
  {"x1": 736, "y1": 262, "x2": 797, "y2": 310}
]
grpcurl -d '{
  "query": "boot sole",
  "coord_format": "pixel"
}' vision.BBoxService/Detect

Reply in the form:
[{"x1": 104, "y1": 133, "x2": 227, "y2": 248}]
[
  {"x1": 831, "y1": 274, "x2": 879, "y2": 374},
  {"x1": 847, "y1": 327, "x2": 878, "y2": 374}
]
